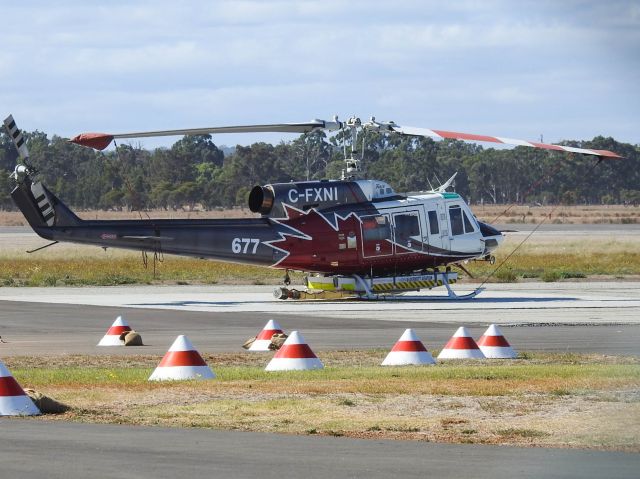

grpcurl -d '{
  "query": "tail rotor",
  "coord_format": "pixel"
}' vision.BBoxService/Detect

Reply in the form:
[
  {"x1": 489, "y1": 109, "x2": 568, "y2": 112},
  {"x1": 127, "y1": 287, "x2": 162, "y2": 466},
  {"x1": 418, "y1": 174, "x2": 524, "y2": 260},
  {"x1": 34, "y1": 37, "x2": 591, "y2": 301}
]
[
  {"x1": 3, "y1": 114, "x2": 34, "y2": 182},
  {"x1": 3, "y1": 114, "x2": 58, "y2": 227}
]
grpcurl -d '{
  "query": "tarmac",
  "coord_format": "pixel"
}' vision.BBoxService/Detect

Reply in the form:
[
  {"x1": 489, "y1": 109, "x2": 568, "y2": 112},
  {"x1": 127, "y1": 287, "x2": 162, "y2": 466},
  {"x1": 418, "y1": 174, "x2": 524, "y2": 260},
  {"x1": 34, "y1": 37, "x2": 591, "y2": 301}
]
[
  {"x1": 0, "y1": 282, "x2": 639, "y2": 356},
  {"x1": 1, "y1": 281, "x2": 639, "y2": 321},
  {"x1": 1, "y1": 420, "x2": 638, "y2": 479},
  {"x1": 0, "y1": 294, "x2": 640, "y2": 356}
]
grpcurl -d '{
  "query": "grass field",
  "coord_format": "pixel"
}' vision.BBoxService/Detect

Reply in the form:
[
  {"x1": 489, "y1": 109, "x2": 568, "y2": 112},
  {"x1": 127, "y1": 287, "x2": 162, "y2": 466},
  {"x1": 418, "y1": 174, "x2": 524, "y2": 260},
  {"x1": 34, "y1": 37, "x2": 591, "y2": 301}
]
[
  {"x1": 6, "y1": 352, "x2": 639, "y2": 451},
  {"x1": 0, "y1": 234, "x2": 638, "y2": 287},
  {"x1": 1, "y1": 205, "x2": 639, "y2": 286}
]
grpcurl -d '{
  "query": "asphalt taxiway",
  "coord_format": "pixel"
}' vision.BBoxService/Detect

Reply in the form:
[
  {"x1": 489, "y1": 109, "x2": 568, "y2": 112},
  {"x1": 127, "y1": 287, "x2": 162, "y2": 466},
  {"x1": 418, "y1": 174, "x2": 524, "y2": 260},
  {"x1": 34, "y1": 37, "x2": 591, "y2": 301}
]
[
  {"x1": 0, "y1": 282, "x2": 639, "y2": 355},
  {"x1": 1, "y1": 420, "x2": 638, "y2": 479},
  {"x1": 1, "y1": 281, "x2": 639, "y2": 320}
]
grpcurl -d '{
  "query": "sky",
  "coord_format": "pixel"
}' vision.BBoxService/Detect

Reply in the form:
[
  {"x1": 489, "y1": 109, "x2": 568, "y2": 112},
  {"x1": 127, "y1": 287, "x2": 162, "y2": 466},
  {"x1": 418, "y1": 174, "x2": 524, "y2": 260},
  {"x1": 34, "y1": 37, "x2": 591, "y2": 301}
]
[{"x1": 1, "y1": 0, "x2": 639, "y2": 150}]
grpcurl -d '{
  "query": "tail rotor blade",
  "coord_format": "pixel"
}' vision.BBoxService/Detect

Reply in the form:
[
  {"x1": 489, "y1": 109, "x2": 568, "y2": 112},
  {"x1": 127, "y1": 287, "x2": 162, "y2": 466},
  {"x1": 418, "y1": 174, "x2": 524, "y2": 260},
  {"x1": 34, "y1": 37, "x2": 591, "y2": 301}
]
[{"x1": 3, "y1": 114, "x2": 30, "y2": 160}]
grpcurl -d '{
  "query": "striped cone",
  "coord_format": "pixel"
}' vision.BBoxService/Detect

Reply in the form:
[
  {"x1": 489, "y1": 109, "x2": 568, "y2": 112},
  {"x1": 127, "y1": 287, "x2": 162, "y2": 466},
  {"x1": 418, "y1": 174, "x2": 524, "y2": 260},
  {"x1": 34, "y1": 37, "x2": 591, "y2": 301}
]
[
  {"x1": 249, "y1": 319, "x2": 285, "y2": 351},
  {"x1": 265, "y1": 331, "x2": 323, "y2": 371},
  {"x1": 149, "y1": 335, "x2": 215, "y2": 381},
  {"x1": 0, "y1": 360, "x2": 40, "y2": 416},
  {"x1": 477, "y1": 324, "x2": 517, "y2": 359},
  {"x1": 437, "y1": 327, "x2": 485, "y2": 359},
  {"x1": 381, "y1": 329, "x2": 436, "y2": 366},
  {"x1": 97, "y1": 316, "x2": 131, "y2": 346}
]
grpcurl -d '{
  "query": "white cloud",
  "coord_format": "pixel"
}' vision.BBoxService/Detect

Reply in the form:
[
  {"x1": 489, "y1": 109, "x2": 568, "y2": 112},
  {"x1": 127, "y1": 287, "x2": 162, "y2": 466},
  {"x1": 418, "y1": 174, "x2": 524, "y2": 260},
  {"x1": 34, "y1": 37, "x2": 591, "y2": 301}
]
[{"x1": 1, "y1": 0, "x2": 638, "y2": 147}]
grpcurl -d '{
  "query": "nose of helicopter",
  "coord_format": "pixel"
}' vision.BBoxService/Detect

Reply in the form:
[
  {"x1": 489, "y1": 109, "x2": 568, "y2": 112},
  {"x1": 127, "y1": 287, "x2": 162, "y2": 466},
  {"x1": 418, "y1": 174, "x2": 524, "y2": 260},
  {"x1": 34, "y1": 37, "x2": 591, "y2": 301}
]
[{"x1": 478, "y1": 221, "x2": 504, "y2": 253}]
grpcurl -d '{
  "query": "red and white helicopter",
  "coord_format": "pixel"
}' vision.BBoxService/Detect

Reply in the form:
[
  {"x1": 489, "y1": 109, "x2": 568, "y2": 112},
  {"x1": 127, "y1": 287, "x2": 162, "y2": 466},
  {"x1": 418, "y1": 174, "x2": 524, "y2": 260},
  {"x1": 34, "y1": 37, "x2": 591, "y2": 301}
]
[{"x1": 4, "y1": 114, "x2": 622, "y2": 300}]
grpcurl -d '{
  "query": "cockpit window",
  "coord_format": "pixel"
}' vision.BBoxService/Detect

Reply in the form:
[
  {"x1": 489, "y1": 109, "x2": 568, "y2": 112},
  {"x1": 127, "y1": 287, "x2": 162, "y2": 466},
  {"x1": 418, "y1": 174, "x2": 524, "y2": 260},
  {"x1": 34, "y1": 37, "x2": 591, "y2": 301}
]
[{"x1": 463, "y1": 211, "x2": 475, "y2": 233}]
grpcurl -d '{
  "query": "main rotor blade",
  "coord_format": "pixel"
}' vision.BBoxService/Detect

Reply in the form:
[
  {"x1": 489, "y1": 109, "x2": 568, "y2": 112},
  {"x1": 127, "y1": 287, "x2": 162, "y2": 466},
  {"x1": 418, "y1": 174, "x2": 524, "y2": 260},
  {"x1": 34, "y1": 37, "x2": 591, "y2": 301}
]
[
  {"x1": 386, "y1": 124, "x2": 623, "y2": 159},
  {"x1": 69, "y1": 119, "x2": 342, "y2": 150}
]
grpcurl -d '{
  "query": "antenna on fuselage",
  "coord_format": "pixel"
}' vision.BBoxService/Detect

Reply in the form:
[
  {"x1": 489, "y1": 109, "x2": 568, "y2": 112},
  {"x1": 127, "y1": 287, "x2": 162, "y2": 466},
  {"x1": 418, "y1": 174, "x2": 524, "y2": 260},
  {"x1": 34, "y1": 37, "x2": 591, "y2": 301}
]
[{"x1": 436, "y1": 172, "x2": 458, "y2": 193}]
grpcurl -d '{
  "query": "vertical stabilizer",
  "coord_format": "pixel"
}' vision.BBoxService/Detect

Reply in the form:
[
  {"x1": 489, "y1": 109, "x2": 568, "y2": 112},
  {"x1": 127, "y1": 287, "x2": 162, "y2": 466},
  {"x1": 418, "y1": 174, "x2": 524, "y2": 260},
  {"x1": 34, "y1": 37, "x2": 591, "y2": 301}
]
[{"x1": 30, "y1": 181, "x2": 56, "y2": 226}]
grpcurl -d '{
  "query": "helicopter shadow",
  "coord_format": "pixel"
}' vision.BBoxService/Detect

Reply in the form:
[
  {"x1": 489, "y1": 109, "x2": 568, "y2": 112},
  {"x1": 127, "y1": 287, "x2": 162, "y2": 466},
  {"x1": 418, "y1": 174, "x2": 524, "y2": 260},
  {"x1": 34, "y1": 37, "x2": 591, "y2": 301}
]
[
  {"x1": 129, "y1": 300, "x2": 255, "y2": 308},
  {"x1": 384, "y1": 296, "x2": 580, "y2": 304},
  {"x1": 127, "y1": 295, "x2": 581, "y2": 308}
]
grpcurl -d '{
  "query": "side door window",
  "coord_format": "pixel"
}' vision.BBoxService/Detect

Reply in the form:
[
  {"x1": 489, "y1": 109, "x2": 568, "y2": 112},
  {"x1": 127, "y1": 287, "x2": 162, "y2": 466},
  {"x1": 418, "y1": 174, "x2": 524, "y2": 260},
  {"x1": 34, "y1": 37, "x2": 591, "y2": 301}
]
[
  {"x1": 393, "y1": 212, "x2": 422, "y2": 254},
  {"x1": 360, "y1": 214, "x2": 393, "y2": 257},
  {"x1": 427, "y1": 210, "x2": 439, "y2": 235},
  {"x1": 423, "y1": 208, "x2": 443, "y2": 253},
  {"x1": 449, "y1": 205, "x2": 464, "y2": 235}
]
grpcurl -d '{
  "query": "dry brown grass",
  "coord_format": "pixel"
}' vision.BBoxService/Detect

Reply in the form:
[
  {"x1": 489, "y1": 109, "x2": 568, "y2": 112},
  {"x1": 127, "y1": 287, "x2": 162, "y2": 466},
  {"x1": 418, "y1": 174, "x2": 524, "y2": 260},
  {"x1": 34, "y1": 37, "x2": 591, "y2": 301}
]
[
  {"x1": 1, "y1": 204, "x2": 639, "y2": 227},
  {"x1": 472, "y1": 204, "x2": 640, "y2": 225},
  {"x1": 7, "y1": 352, "x2": 640, "y2": 451},
  {"x1": 0, "y1": 207, "x2": 258, "y2": 226},
  {"x1": 2, "y1": 235, "x2": 638, "y2": 286},
  {"x1": 1, "y1": 205, "x2": 639, "y2": 286}
]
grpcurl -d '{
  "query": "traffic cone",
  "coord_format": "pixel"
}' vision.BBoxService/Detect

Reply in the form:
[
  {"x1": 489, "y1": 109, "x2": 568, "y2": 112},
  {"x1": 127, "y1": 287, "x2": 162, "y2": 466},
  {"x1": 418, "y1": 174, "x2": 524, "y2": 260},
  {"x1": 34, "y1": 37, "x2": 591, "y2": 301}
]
[
  {"x1": 265, "y1": 331, "x2": 323, "y2": 371},
  {"x1": 249, "y1": 319, "x2": 285, "y2": 351},
  {"x1": 477, "y1": 324, "x2": 517, "y2": 359},
  {"x1": 437, "y1": 327, "x2": 485, "y2": 359},
  {"x1": 97, "y1": 316, "x2": 131, "y2": 346},
  {"x1": 149, "y1": 335, "x2": 215, "y2": 381},
  {"x1": 0, "y1": 360, "x2": 40, "y2": 416},
  {"x1": 381, "y1": 329, "x2": 436, "y2": 366}
]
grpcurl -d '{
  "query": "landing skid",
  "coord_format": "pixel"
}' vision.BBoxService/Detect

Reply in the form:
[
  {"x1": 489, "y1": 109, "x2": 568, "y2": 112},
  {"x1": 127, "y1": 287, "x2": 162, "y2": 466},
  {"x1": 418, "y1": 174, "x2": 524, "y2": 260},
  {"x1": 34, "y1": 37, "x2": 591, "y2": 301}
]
[
  {"x1": 362, "y1": 283, "x2": 484, "y2": 301},
  {"x1": 442, "y1": 279, "x2": 484, "y2": 300},
  {"x1": 422, "y1": 284, "x2": 484, "y2": 301},
  {"x1": 274, "y1": 273, "x2": 485, "y2": 301}
]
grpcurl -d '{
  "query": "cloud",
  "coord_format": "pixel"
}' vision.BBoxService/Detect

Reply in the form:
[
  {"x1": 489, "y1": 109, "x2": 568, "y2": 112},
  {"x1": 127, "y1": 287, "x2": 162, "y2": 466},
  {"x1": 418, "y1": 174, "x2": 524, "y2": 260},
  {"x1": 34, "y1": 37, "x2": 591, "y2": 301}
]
[{"x1": 1, "y1": 0, "x2": 638, "y2": 147}]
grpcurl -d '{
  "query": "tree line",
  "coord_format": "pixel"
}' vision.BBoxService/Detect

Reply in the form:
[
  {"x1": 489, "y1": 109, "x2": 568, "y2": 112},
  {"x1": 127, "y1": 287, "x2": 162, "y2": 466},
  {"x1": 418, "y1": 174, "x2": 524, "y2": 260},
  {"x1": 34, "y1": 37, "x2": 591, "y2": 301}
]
[{"x1": 0, "y1": 129, "x2": 638, "y2": 211}]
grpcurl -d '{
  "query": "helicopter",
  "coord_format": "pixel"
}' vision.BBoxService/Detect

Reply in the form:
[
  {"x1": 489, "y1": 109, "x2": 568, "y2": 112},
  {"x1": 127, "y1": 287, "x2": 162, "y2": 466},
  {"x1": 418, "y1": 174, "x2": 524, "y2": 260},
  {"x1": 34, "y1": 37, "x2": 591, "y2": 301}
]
[{"x1": 3, "y1": 114, "x2": 622, "y2": 300}]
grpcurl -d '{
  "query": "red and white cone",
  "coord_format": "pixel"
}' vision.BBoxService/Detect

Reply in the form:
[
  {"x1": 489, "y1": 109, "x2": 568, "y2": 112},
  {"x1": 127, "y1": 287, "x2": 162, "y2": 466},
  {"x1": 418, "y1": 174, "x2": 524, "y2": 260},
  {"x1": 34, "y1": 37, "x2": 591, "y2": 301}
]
[
  {"x1": 265, "y1": 331, "x2": 323, "y2": 371},
  {"x1": 477, "y1": 324, "x2": 517, "y2": 359},
  {"x1": 249, "y1": 319, "x2": 285, "y2": 351},
  {"x1": 437, "y1": 327, "x2": 485, "y2": 359},
  {"x1": 381, "y1": 329, "x2": 436, "y2": 366},
  {"x1": 0, "y1": 360, "x2": 40, "y2": 416},
  {"x1": 97, "y1": 316, "x2": 131, "y2": 346},
  {"x1": 149, "y1": 335, "x2": 215, "y2": 381}
]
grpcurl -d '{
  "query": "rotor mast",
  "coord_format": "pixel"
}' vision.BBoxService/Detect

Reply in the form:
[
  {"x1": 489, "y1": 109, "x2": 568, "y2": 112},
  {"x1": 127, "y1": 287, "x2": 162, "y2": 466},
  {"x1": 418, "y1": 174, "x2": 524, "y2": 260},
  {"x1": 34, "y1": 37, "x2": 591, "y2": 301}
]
[{"x1": 341, "y1": 116, "x2": 362, "y2": 180}]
